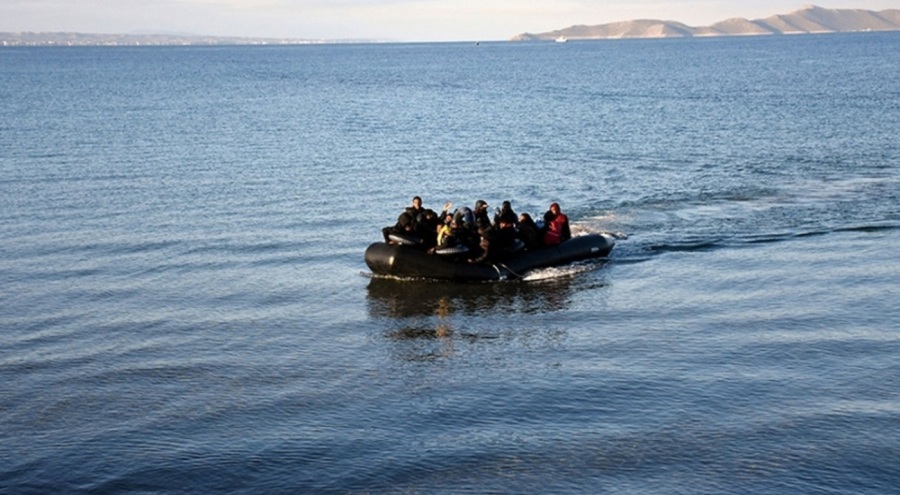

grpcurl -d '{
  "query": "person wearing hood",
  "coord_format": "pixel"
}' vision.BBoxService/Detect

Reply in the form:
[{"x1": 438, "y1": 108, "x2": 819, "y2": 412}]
[
  {"x1": 473, "y1": 199, "x2": 492, "y2": 231},
  {"x1": 542, "y1": 202, "x2": 571, "y2": 246}
]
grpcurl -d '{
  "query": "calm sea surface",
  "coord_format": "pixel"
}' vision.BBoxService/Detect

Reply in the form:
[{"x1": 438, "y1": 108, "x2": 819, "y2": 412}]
[{"x1": 2, "y1": 33, "x2": 899, "y2": 494}]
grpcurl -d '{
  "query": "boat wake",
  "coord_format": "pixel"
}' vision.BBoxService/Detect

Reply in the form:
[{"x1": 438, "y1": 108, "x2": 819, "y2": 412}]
[{"x1": 521, "y1": 262, "x2": 601, "y2": 281}]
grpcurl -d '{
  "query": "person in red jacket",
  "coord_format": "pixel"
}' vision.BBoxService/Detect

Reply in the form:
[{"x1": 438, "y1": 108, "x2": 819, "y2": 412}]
[{"x1": 542, "y1": 202, "x2": 571, "y2": 246}]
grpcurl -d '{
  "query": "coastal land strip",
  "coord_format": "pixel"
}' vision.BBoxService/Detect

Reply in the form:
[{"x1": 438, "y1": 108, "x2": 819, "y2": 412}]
[{"x1": 2, "y1": 5, "x2": 899, "y2": 46}]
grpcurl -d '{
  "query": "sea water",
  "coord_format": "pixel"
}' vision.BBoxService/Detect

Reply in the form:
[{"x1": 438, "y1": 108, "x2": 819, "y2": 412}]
[{"x1": 1, "y1": 33, "x2": 899, "y2": 493}]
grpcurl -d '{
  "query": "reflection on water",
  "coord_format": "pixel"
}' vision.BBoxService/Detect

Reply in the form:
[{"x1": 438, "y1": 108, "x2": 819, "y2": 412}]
[
  {"x1": 366, "y1": 276, "x2": 579, "y2": 319},
  {"x1": 367, "y1": 276, "x2": 588, "y2": 362},
  {"x1": 366, "y1": 265, "x2": 612, "y2": 364}
]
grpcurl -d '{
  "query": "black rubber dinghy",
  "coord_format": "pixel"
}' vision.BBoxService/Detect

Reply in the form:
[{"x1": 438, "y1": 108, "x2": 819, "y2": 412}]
[{"x1": 365, "y1": 233, "x2": 614, "y2": 281}]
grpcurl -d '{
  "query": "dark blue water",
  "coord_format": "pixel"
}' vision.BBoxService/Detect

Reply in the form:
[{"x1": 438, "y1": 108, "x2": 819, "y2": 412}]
[{"x1": 2, "y1": 33, "x2": 899, "y2": 494}]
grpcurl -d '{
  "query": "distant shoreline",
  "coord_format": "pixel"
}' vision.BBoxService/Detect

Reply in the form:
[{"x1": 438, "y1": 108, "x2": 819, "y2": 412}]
[
  {"x1": 0, "y1": 32, "x2": 387, "y2": 47},
  {"x1": 3, "y1": 5, "x2": 900, "y2": 47},
  {"x1": 2, "y1": 29, "x2": 898, "y2": 48}
]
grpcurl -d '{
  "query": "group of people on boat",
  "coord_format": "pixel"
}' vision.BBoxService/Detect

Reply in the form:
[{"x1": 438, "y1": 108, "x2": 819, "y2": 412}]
[{"x1": 381, "y1": 196, "x2": 572, "y2": 264}]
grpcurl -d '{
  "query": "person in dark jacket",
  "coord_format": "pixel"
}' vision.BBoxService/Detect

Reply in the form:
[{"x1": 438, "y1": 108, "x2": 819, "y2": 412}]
[
  {"x1": 517, "y1": 212, "x2": 541, "y2": 250},
  {"x1": 383, "y1": 196, "x2": 423, "y2": 242},
  {"x1": 470, "y1": 216, "x2": 519, "y2": 264},
  {"x1": 413, "y1": 209, "x2": 440, "y2": 249},
  {"x1": 495, "y1": 216, "x2": 520, "y2": 255},
  {"x1": 493, "y1": 200, "x2": 518, "y2": 227},
  {"x1": 469, "y1": 225, "x2": 498, "y2": 264},
  {"x1": 473, "y1": 199, "x2": 492, "y2": 231}
]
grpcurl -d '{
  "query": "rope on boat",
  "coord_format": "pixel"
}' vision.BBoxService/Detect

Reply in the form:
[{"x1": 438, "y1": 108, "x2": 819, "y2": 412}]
[{"x1": 497, "y1": 263, "x2": 525, "y2": 280}]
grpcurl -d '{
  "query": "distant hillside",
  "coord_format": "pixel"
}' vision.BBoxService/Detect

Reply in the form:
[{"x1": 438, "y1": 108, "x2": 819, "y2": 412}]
[{"x1": 512, "y1": 5, "x2": 900, "y2": 41}]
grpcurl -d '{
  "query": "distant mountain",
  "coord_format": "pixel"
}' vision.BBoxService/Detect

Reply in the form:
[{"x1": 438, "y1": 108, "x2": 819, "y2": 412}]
[{"x1": 512, "y1": 5, "x2": 900, "y2": 41}]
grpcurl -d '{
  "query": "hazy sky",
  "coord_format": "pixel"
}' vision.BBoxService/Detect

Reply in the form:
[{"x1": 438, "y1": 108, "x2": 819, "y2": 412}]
[{"x1": 2, "y1": 1, "x2": 898, "y2": 42}]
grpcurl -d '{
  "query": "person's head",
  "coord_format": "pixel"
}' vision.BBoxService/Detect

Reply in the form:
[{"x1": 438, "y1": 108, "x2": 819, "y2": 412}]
[
  {"x1": 550, "y1": 202, "x2": 560, "y2": 214},
  {"x1": 475, "y1": 200, "x2": 488, "y2": 212},
  {"x1": 519, "y1": 213, "x2": 532, "y2": 223},
  {"x1": 502, "y1": 200, "x2": 511, "y2": 210},
  {"x1": 412, "y1": 196, "x2": 422, "y2": 208}
]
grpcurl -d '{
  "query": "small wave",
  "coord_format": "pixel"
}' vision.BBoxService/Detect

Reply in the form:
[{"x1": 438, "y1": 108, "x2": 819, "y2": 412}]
[
  {"x1": 647, "y1": 238, "x2": 724, "y2": 254},
  {"x1": 184, "y1": 239, "x2": 308, "y2": 256},
  {"x1": 745, "y1": 222, "x2": 900, "y2": 244},
  {"x1": 635, "y1": 221, "x2": 900, "y2": 258},
  {"x1": 833, "y1": 222, "x2": 900, "y2": 234}
]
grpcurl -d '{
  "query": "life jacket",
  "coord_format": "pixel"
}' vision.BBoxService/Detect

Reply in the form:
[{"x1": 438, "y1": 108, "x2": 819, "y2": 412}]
[
  {"x1": 437, "y1": 224, "x2": 454, "y2": 247},
  {"x1": 543, "y1": 213, "x2": 569, "y2": 246}
]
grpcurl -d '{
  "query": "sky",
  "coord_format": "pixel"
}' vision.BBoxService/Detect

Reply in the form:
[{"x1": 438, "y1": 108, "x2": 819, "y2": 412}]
[{"x1": 1, "y1": 1, "x2": 898, "y2": 42}]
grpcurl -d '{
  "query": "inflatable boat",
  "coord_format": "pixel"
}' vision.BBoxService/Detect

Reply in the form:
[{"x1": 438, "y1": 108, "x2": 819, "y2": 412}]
[{"x1": 365, "y1": 233, "x2": 615, "y2": 281}]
